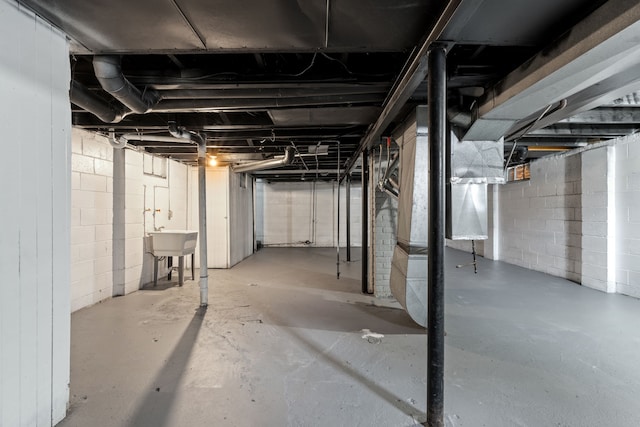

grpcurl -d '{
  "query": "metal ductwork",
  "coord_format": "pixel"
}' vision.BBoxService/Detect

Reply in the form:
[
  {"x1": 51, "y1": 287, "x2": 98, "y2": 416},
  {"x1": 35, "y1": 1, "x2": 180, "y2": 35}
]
[
  {"x1": 232, "y1": 147, "x2": 295, "y2": 173},
  {"x1": 446, "y1": 133, "x2": 504, "y2": 240},
  {"x1": 390, "y1": 107, "x2": 505, "y2": 327},
  {"x1": 70, "y1": 80, "x2": 124, "y2": 123},
  {"x1": 390, "y1": 107, "x2": 429, "y2": 327},
  {"x1": 93, "y1": 55, "x2": 159, "y2": 114}
]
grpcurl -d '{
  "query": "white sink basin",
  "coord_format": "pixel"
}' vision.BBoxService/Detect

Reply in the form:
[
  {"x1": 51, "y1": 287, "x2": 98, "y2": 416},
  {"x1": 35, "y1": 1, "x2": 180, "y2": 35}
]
[{"x1": 147, "y1": 230, "x2": 198, "y2": 257}]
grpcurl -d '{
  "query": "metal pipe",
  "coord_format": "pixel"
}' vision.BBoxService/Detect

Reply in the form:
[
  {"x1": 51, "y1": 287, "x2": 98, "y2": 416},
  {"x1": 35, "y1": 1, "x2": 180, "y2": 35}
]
[
  {"x1": 151, "y1": 93, "x2": 383, "y2": 112},
  {"x1": 427, "y1": 45, "x2": 447, "y2": 427},
  {"x1": 346, "y1": 174, "x2": 351, "y2": 262},
  {"x1": 70, "y1": 80, "x2": 125, "y2": 123},
  {"x1": 168, "y1": 122, "x2": 208, "y2": 306},
  {"x1": 197, "y1": 136, "x2": 209, "y2": 307},
  {"x1": 336, "y1": 140, "x2": 340, "y2": 279},
  {"x1": 118, "y1": 134, "x2": 195, "y2": 144},
  {"x1": 232, "y1": 147, "x2": 294, "y2": 173},
  {"x1": 93, "y1": 55, "x2": 159, "y2": 114},
  {"x1": 361, "y1": 149, "x2": 370, "y2": 294},
  {"x1": 156, "y1": 86, "x2": 386, "y2": 99}
]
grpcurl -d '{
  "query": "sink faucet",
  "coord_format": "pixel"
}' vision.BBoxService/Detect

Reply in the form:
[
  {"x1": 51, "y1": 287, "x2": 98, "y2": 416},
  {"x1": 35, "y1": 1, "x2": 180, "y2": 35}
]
[{"x1": 154, "y1": 226, "x2": 165, "y2": 231}]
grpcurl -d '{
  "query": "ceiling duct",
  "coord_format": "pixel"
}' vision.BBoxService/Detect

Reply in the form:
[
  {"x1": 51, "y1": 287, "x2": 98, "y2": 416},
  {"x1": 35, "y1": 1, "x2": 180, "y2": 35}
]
[
  {"x1": 93, "y1": 55, "x2": 159, "y2": 114},
  {"x1": 70, "y1": 80, "x2": 124, "y2": 123},
  {"x1": 232, "y1": 147, "x2": 294, "y2": 173}
]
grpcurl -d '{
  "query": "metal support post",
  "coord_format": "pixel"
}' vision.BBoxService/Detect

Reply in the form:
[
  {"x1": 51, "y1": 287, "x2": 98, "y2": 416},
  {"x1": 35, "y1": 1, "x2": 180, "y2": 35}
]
[
  {"x1": 361, "y1": 150, "x2": 370, "y2": 294},
  {"x1": 346, "y1": 174, "x2": 351, "y2": 262},
  {"x1": 197, "y1": 137, "x2": 209, "y2": 307},
  {"x1": 427, "y1": 45, "x2": 447, "y2": 427}
]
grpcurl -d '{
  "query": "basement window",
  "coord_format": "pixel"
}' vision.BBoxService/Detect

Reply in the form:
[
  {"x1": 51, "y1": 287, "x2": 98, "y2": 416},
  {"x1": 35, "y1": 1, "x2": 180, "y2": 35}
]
[
  {"x1": 143, "y1": 153, "x2": 167, "y2": 178},
  {"x1": 506, "y1": 163, "x2": 530, "y2": 182}
]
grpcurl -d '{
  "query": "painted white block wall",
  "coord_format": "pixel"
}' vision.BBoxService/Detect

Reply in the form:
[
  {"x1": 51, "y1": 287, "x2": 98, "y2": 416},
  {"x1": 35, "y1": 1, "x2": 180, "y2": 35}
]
[
  {"x1": 615, "y1": 134, "x2": 640, "y2": 298},
  {"x1": 494, "y1": 136, "x2": 640, "y2": 298},
  {"x1": 71, "y1": 129, "x2": 114, "y2": 311},
  {"x1": 0, "y1": 2, "x2": 70, "y2": 425},
  {"x1": 139, "y1": 154, "x2": 190, "y2": 284},
  {"x1": 581, "y1": 147, "x2": 614, "y2": 292},
  {"x1": 257, "y1": 180, "x2": 362, "y2": 247},
  {"x1": 497, "y1": 152, "x2": 583, "y2": 281},
  {"x1": 71, "y1": 131, "x2": 190, "y2": 311}
]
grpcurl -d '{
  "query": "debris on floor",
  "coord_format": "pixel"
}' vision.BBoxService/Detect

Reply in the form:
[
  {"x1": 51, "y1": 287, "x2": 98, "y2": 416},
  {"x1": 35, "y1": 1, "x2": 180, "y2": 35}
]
[{"x1": 361, "y1": 328, "x2": 384, "y2": 344}]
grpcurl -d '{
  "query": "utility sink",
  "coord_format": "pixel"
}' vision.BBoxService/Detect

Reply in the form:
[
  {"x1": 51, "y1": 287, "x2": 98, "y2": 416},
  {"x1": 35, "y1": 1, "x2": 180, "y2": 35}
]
[{"x1": 147, "y1": 230, "x2": 198, "y2": 257}]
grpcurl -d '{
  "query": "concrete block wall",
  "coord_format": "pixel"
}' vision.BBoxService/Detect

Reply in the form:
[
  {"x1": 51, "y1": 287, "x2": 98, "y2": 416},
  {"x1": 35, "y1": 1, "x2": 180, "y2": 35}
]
[
  {"x1": 497, "y1": 152, "x2": 583, "y2": 282},
  {"x1": 615, "y1": 134, "x2": 640, "y2": 298},
  {"x1": 580, "y1": 147, "x2": 614, "y2": 292},
  {"x1": 258, "y1": 180, "x2": 362, "y2": 247},
  {"x1": 495, "y1": 135, "x2": 640, "y2": 298},
  {"x1": 70, "y1": 129, "x2": 114, "y2": 311},
  {"x1": 139, "y1": 156, "x2": 190, "y2": 284},
  {"x1": 71, "y1": 130, "x2": 190, "y2": 312}
]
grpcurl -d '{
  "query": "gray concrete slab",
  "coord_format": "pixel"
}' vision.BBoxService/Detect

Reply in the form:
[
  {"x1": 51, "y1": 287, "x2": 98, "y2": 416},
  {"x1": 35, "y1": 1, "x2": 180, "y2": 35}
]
[{"x1": 57, "y1": 248, "x2": 640, "y2": 427}]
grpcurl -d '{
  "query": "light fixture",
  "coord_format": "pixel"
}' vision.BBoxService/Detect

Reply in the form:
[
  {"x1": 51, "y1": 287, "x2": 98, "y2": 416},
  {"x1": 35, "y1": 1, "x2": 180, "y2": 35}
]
[{"x1": 208, "y1": 155, "x2": 217, "y2": 167}]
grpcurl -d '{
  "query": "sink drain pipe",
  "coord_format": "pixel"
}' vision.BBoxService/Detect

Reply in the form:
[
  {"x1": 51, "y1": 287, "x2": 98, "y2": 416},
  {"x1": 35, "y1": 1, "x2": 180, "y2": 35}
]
[{"x1": 169, "y1": 122, "x2": 209, "y2": 307}]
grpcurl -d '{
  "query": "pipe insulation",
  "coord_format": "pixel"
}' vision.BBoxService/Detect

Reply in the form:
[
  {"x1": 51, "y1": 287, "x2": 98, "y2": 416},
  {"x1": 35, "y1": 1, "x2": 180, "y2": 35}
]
[{"x1": 93, "y1": 55, "x2": 159, "y2": 114}]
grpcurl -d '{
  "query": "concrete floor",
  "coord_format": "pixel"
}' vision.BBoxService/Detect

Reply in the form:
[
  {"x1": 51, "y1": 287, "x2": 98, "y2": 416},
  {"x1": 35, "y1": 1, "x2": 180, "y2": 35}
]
[{"x1": 58, "y1": 248, "x2": 640, "y2": 427}]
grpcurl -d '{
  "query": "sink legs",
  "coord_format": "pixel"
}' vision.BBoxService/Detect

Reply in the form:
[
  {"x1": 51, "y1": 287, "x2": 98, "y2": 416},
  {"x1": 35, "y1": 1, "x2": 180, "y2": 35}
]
[
  {"x1": 178, "y1": 256, "x2": 184, "y2": 286},
  {"x1": 153, "y1": 255, "x2": 192, "y2": 286}
]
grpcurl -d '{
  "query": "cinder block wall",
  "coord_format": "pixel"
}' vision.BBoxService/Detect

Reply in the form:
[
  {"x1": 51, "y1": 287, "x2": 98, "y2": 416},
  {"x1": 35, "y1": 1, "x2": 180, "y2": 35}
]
[
  {"x1": 258, "y1": 180, "x2": 362, "y2": 247},
  {"x1": 498, "y1": 153, "x2": 583, "y2": 282},
  {"x1": 496, "y1": 135, "x2": 640, "y2": 298},
  {"x1": 70, "y1": 129, "x2": 114, "y2": 311},
  {"x1": 615, "y1": 135, "x2": 640, "y2": 297},
  {"x1": 71, "y1": 130, "x2": 190, "y2": 312}
]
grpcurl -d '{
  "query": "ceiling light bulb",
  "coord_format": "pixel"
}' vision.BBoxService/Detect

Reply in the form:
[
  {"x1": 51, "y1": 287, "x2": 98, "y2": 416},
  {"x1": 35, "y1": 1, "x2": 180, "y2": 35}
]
[{"x1": 208, "y1": 155, "x2": 217, "y2": 167}]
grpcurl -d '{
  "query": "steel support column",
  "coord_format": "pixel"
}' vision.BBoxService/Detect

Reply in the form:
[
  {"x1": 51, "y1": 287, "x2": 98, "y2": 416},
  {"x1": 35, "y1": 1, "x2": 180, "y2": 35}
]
[
  {"x1": 346, "y1": 174, "x2": 352, "y2": 262},
  {"x1": 361, "y1": 150, "x2": 370, "y2": 294},
  {"x1": 197, "y1": 138, "x2": 209, "y2": 307},
  {"x1": 427, "y1": 45, "x2": 447, "y2": 427}
]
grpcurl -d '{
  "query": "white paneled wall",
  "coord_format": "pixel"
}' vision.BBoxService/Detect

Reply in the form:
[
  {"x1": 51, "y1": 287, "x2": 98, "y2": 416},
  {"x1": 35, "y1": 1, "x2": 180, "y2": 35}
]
[
  {"x1": 257, "y1": 180, "x2": 362, "y2": 247},
  {"x1": 0, "y1": 1, "x2": 71, "y2": 425},
  {"x1": 229, "y1": 171, "x2": 254, "y2": 266},
  {"x1": 188, "y1": 166, "x2": 254, "y2": 269}
]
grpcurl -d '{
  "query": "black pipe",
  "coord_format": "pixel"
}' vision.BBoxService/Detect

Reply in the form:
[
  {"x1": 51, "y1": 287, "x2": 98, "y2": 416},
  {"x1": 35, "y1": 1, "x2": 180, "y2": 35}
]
[
  {"x1": 361, "y1": 149, "x2": 370, "y2": 294},
  {"x1": 346, "y1": 174, "x2": 352, "y2": 262},
  {"x1": 70, "y1": 80, "x2": 123, "y2": 123},
  {"x1": 427, "y1": 45, "x2": 447, "y2": 427}
]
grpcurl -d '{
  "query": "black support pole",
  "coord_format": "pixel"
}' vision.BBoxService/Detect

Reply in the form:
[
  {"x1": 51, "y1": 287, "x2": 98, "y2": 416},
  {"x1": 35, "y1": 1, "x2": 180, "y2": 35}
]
[
  {"x1": 346, "y1": 174, "x2": 352, "y2": 262},
  {"x1": 427, "y1": 45, "x2": 447, "y2": 427},
  {"x1": 361, "y1": 150, "x2": 370, "y2": 294}
]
